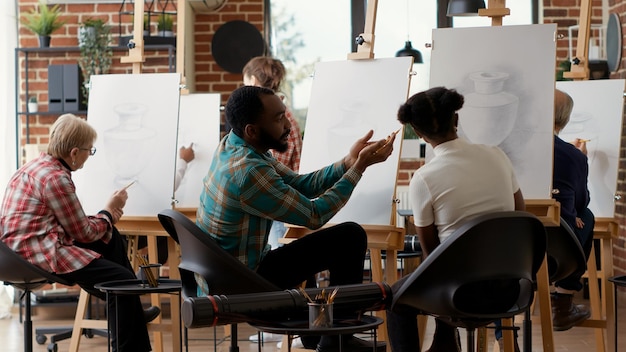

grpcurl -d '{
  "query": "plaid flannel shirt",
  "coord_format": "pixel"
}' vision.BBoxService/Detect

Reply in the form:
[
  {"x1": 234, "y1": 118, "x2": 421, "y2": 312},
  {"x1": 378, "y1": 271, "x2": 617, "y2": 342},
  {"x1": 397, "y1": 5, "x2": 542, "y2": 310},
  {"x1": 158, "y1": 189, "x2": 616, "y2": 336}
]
[
  {"x1": 195, "y1": 131, "x2": 361, "y2": 294},
  {"x1": 1, "y1": 153, "x2": 112, "y2": 274}
]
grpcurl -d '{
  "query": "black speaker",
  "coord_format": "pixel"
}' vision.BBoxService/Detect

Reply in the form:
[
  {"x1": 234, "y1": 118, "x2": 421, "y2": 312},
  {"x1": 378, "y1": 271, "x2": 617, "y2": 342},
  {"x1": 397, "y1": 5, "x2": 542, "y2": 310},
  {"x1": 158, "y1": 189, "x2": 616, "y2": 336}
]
[{"x1": 48, "y1": 64, "x2": 86, "y2": 112}]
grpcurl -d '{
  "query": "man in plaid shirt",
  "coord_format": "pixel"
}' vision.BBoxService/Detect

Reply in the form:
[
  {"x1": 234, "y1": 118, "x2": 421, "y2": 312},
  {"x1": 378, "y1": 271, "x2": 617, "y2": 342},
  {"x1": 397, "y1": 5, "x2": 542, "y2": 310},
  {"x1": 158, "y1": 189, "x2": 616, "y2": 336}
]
[{"x1": 196, "y1": 86, "x2": 396, "y2": 352}]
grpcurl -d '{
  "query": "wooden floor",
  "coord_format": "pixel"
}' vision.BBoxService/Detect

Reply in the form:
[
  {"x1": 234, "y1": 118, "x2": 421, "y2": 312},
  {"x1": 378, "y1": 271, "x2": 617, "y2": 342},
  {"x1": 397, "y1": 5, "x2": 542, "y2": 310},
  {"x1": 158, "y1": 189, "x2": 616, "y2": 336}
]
[{"x1": 2, "y1": 293, "x2": 626, "y2": 352}]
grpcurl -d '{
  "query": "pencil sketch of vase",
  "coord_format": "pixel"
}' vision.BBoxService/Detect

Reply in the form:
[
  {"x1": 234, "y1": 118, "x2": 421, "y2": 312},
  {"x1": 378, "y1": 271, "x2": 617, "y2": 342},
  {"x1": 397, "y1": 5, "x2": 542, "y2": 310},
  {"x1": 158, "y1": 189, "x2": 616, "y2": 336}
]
[
  {"x1": 458, "y1": 71, "x2": 519, "y2": 146},
  {"x1": 104, "y1": 103, "x2": 156, "y2": 185},
  {"x1": 560, "y1": 111, "x2": 598, "y2": 164}
]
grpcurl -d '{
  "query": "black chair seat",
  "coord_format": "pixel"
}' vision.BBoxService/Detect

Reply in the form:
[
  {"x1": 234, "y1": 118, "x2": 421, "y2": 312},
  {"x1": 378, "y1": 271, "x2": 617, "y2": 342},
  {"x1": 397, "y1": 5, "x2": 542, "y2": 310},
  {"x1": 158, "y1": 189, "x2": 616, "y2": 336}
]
[
  {"x1": 0, "y1": 241, "x2": 75, "y2": 352},
  {"x1": 390, "y1": 211, "x2": 547, "y2": 352}
]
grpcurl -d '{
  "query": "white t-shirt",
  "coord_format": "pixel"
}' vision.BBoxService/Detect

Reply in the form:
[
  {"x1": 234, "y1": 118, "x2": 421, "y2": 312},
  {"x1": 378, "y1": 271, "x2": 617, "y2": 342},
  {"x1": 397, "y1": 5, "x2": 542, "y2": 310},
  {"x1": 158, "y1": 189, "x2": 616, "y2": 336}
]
[{"x1": 410, "y1": 138, "x2": 520, "y2": 242}]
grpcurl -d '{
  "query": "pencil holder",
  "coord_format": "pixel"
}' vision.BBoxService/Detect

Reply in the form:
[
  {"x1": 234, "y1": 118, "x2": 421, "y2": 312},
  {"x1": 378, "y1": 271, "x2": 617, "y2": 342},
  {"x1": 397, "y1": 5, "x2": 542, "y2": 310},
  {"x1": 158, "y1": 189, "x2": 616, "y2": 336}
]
[
  {"x1": 139, "y1": 263, "x2": 161, "y2": 287},
  {"x1": 308, "y1": 302, "x2": 333, "y2": 329}
]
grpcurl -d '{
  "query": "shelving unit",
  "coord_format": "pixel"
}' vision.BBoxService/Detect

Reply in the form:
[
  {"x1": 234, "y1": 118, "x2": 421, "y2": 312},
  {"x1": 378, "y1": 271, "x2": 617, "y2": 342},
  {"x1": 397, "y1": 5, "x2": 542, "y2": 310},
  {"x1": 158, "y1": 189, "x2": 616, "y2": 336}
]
[
  {"x1": 117, "y1": 0, "x2": 177, "y2": 46},
  {"x1": 14, "y1": 45, "x2": 176, "y2": 167}
]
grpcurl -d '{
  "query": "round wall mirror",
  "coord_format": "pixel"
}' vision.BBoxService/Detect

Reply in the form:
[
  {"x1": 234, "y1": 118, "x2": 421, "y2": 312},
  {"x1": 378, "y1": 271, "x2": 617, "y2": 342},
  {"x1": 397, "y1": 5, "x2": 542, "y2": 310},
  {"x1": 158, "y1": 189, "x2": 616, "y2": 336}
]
[{"x1": 606, "y1": 13, "x2": 622, "y2": 72}]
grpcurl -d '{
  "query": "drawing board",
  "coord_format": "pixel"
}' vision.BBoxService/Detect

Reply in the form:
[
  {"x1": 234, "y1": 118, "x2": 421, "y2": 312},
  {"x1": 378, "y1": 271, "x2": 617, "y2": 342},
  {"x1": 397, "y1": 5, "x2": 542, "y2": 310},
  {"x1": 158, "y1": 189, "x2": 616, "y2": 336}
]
[
  {"x1": 74, "y1": 73, "x2": 181, "y2": 216},
  {"x1": 299, "y1": 57, "x2": 413, "y2": 225},
  {"x1": 174, "y1": 93, "x2": 221, "y2": 208},
  {"x1": 429, "y1": 24, "x2": 557, "y2": 199},
  {"x1": 556, "y1": 79, "x2": 625, "y2": 217}
]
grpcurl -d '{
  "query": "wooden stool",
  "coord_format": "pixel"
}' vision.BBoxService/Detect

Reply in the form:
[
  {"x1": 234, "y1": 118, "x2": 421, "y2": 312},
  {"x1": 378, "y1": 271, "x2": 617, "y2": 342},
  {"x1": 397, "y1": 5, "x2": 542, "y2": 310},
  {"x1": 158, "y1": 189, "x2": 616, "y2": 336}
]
[{"x1": 68, "y1": 289, "x2": 108, "y2": 352}]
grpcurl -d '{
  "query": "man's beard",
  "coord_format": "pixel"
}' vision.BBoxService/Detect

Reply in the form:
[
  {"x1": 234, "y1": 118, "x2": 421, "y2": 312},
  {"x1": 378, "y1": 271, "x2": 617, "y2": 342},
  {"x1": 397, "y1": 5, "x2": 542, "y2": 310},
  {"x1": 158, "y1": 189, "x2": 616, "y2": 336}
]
[{"x1": 260, "y1": 128, "x2": 289, "y2": 153}]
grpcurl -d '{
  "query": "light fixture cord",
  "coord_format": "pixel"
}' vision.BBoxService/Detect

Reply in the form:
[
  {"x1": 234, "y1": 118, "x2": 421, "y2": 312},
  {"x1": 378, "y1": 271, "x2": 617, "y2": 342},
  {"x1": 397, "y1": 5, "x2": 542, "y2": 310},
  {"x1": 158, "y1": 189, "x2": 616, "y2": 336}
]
[{"x1": 405, "y1": 0, "x2": 411, "y2": 41}]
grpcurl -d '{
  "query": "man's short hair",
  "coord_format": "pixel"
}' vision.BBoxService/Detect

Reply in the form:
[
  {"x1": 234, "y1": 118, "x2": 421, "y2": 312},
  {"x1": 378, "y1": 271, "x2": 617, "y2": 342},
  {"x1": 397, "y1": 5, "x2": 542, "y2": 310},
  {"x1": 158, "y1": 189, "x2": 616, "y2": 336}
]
[{"x1": 225, "y1": 85, "x2": 275, "y2": 137}]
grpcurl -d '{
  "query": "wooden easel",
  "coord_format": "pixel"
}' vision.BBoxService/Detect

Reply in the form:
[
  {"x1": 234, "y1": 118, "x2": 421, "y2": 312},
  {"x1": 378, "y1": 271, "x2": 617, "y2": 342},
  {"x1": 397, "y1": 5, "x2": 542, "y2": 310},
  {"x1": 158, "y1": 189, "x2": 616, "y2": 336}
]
[
  {"x1": 562, "y1": 0, "x2": 592, "y2": 80},
  {"x1": 109, "y1": 2, "x2": 187, "y2": 351},
  {"x1": 474, "y1": 3, "x2": 560, "y2": 351},
  {"x1": 560, "y1": 2, "x2": 617, "y2": 351},
  {"x1": 280, "y1": 1, "x2": 406, "y2": 350},
  {"x1": 479, "y1": 0, "x2": 511, "y2": 26}
]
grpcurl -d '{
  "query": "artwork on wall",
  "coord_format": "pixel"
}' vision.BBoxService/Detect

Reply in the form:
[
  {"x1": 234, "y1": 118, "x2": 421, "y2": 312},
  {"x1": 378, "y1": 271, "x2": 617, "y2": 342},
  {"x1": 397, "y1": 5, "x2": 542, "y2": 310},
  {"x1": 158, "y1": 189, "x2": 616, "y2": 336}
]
[
  {"x1": 299, "y1": 57, "x2": 413, "y2": 226},
  {"x1": 174, "y1": 93, "x2": 221, "y2": 209},
  {"x1": 73, "y1": 73, "x2": 181, "y2": 217},
  {"x1": 556, "y1": 79, "x2": 625, "y2": 218},
  {"x1": 429, "y1": 24, "x2": 557, "y2": 200}
]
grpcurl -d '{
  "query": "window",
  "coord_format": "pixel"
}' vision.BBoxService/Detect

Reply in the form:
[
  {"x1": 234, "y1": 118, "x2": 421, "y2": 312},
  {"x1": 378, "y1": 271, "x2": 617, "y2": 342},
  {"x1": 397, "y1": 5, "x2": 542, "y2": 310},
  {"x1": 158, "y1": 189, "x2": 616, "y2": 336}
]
[{"x1": 269, "y1": 1, "x2": 535, "y2": 131}]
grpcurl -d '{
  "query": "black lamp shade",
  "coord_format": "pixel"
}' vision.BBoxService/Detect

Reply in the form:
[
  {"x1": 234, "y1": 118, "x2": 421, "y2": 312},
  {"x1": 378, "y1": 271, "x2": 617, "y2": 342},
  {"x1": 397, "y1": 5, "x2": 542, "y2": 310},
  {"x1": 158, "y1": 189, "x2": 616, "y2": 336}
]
[
  {"x1": 395, "y1": 41, "x2": 423, "y2": 64},
  {"x1": 447, "y1": 0, "x2": 486, "y2": 16}
]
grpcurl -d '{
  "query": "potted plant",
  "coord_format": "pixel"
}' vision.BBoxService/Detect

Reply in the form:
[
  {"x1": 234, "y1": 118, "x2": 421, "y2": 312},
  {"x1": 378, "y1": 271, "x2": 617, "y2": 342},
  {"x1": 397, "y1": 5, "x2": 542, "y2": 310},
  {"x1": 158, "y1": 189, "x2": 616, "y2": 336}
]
[
  {"x1": 20, "y1": 0, "x2": 65, "y2": 48},
  {"x1": 157, "y1": 13, "x2": 174, "y2": 37},
  {"x1": 79, "y1": 19, "x2": 112, "y2": 105},
  {"x1": 144, "y1": 13, "x2": 151, "y2": 36},
  {"x1": 27, "y1": 96, "x2": 38, "y2": 113},
  {"x1": 78, "y1": 18, "x2": 105, "y2": 47}
]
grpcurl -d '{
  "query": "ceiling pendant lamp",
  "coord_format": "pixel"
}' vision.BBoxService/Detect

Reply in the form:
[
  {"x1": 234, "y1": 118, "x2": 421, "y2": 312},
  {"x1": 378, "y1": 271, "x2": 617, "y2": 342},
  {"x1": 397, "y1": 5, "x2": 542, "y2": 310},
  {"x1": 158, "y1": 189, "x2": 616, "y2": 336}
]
[
  {"x1": 447, "y1": 0, "x2": 486, "y2": 17},
  {"x1": 396, "y1": 41, "x2": 423, "y2": 63},
  {"x1": 395, "y1": 0, "x2": 423, "y2": 63}
]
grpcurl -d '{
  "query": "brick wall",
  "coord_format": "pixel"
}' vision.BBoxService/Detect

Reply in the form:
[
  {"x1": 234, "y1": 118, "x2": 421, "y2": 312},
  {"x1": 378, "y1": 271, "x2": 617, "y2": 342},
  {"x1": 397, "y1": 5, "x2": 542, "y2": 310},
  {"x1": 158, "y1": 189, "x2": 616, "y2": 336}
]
[
  {"x1": 16, "y1": 0, "x2": 263, "y2": 145},
  {"x1": 543, "y1": 0, "x2": 604, "y2": 61}
]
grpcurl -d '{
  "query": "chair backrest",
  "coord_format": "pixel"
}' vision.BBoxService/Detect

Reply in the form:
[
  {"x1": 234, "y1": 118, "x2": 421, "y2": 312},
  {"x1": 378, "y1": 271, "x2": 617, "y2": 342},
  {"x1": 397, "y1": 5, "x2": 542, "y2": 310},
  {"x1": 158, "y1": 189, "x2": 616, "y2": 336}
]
[
  {"x1": 157, "y1": 209, "x2": 279, "y2": 299},
  {"x1": 391, "y1": 211, "x2": 546, "y2": 325},
  {"x1": 545, "y1": 218, "x2": 587, "y2": 283},
  {"x1": 0, "y1": 240, "x2": 73, "y2": 290}
]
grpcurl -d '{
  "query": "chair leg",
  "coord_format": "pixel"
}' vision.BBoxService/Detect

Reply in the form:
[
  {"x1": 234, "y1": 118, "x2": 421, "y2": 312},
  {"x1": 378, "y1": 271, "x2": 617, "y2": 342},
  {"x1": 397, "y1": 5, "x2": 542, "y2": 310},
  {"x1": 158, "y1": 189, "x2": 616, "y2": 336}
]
[
  {"x1": 466, "y1": 328, "x2": 475, "y2": 352},
  {"x1": 23, "y1": 290, "x2": 34, "y2": 352},
  {"x1": 523, "y1": 308, "x2": 532, "y2": 352},
  {"x1": 230, "y1": 323, "x2": 239, "y2": 352}
]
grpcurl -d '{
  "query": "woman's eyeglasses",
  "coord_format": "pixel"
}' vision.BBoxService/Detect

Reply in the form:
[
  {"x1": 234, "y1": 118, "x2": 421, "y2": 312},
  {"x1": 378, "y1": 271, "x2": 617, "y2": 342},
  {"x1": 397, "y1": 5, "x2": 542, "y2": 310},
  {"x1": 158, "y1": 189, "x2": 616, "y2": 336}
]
[{"x1": 79, "y1": 147, "x2": 97, "y2": 156}]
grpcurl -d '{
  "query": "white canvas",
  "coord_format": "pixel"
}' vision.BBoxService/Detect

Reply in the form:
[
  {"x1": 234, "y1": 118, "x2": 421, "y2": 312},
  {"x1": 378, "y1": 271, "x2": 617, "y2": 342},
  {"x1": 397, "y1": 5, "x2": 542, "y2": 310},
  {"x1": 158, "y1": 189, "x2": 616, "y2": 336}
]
[
  {"x1": 74, "y1": 73, "x2": 181, "y2": 217},
  {"x1": 556, "y1": 79, "x2": 625, "y2": 218},
  {"x1": 429, "y1": 24, "x2": 557, "y2": 199},
  {"x1": 174, "y1": 93, "x2": 221, "y2": 208},
  {"x1": 299, "y1": 57, "x2": 413, "y2": 226}
]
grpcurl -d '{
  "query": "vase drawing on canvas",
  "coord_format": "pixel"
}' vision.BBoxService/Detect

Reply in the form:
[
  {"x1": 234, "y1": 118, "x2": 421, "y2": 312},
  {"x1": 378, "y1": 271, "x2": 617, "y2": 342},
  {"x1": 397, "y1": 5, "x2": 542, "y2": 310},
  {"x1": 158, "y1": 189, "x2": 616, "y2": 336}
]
[
  {"x1": 458, "y1": 71, "x2": 519, "y2": 146},
  {"x1": 104, "y1": 102, "x2": 156, "y2": 185},
  {"x1": 559, "y1": 110, "x2": 598, "y2": 164}
]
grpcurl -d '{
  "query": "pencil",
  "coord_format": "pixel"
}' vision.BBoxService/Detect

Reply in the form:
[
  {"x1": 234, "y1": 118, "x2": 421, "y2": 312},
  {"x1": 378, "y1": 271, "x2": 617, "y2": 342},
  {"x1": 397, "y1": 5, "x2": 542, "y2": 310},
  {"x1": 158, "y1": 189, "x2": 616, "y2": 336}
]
[
  {"x1": 122, "y1": 180, "x2": 136, "y2": 191},
  {"x1": 373, "y1": 128, "x2": 401, "y2": 155}
]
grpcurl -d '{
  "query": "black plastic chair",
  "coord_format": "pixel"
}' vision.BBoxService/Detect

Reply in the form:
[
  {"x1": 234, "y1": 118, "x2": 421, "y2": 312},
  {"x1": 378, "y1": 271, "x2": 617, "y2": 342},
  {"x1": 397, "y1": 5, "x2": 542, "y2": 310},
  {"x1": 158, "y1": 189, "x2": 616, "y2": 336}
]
[
  {"x1": 0, "y1": 241, "x2": 78, "y2": 352},
  {"x1": 516, "y1": 218, "x2": 587, "y2": 351},
  {"x1": 158, "y1": 209, "x2": 280, "y2": 352},
  {"x1": 513, "y1": 217, "x2": 587, "y2": 352},
  {"x1": 390, "y1": 211, "x2": 547, "y2": 352}
]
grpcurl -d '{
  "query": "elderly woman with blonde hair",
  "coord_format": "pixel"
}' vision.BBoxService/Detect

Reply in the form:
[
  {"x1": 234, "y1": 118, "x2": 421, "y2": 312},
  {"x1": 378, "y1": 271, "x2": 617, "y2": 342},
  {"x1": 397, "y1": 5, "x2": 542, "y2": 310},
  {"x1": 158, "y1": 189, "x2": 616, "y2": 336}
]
[{"x1": 0, "y1": 114, "x2": 156, "y2": 352}]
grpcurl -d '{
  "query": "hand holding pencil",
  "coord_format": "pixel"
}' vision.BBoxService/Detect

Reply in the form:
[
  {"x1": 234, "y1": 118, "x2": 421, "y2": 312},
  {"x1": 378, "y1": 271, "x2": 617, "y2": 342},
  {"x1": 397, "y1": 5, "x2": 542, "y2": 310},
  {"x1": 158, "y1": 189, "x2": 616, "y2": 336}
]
[
  {"x1": 103, "y1": 181, "x2": 133, "y2": 224},
  {"x1": 571, "y1": 138, "x2": 589, "y2": 156},
  {"x1": 349, "y1": 128, "x2": 400, "y2": 173}
]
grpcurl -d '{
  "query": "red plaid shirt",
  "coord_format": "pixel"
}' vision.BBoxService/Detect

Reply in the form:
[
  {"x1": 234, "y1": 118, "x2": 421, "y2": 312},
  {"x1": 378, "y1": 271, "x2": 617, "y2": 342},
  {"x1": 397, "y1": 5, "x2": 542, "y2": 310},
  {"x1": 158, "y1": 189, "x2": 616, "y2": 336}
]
[
  {"x1": 1, "y1": 153, "x2": 112, "y2": 274},
  {"x1": 272, "y1": 108, "x2": 302, "y2": 172}
]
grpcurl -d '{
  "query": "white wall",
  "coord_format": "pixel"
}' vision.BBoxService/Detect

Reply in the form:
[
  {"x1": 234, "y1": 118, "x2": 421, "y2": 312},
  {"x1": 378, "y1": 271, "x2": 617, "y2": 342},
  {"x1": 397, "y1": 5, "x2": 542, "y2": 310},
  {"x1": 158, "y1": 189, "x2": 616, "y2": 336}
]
[{"x1": 1, "y1": 1, "x2": 18, "y2": 189}]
